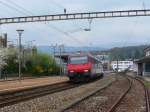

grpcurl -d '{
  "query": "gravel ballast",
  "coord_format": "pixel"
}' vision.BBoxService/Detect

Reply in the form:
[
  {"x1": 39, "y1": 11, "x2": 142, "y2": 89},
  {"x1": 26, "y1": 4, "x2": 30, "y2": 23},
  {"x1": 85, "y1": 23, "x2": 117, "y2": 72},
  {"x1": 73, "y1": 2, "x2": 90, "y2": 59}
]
[
  {"x1": 64, "y1": 75, "x2": 129, "y2": 112},
  {"x1": 115, "y1": 78, "x2": 146, "y2": 112},
  {"x1": 0, "y1": 75, "x2": 115, "y2": 112}
]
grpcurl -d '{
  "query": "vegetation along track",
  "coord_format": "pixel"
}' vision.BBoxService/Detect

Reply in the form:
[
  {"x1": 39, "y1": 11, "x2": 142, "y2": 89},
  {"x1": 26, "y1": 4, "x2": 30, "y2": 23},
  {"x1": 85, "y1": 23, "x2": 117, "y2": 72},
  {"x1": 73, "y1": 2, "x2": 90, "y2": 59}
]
[
  {"x1": 108, "y1": 75, "x2": 150, "y2": 112},
  {"x1": 0, "y1": 81, "x2": 81, "y2": 108}
]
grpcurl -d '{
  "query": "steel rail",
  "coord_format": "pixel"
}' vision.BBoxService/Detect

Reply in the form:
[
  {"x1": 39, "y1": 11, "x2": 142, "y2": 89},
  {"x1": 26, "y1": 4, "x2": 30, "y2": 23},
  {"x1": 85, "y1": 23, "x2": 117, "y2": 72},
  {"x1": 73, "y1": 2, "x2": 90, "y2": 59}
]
[
  {"x1": 0, "y1": 81, "x2": 80, "y2": 108},
  {"x1": 107, "y1": 76, "x2": 132, "y2": 112},
  {"x1": 134, "y1": 77, "x2": 150, "y2": 112},
  {"x1": 62, "y1": 79, "x2": 116, "y2": 112},
  {"x1": 108, "y1": 75, "x2": 150, "y2": 112},
  {"x1": 0, "y1": 9, "x2": 150, "y2": 24}
]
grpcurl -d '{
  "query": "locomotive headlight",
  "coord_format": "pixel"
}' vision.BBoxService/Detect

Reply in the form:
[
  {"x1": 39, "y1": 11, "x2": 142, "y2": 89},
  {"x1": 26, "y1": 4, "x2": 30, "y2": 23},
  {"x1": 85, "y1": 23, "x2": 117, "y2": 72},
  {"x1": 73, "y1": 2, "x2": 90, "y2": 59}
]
[
  {"x1": 84, "y1": 70, "x2": 89, "y2": 72},
  {"x1": 70, "y1": 70, "x2": 74, "y2": 73}
]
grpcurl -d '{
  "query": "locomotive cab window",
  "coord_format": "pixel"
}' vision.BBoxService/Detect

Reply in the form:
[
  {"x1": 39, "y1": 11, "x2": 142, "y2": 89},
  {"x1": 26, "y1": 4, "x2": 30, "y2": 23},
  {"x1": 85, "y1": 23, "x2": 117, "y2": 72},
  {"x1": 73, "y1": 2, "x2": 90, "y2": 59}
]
[{"x1": 69, "y1": 56, "x2": 88, "y2": 64}]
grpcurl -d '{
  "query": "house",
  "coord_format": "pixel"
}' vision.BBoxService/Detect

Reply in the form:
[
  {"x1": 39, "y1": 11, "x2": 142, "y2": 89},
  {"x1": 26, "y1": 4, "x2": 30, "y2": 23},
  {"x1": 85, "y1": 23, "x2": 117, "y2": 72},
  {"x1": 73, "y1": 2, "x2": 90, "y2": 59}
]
[
  {"x1": 111, "y1": 61, "x2": 136, "y2": 72},
  {"x1": 136, "y1": 46, "x2": 150, "y2": 76},
  {"x1": 95, "y1": 54, "x2": 111, "y2": 71}
]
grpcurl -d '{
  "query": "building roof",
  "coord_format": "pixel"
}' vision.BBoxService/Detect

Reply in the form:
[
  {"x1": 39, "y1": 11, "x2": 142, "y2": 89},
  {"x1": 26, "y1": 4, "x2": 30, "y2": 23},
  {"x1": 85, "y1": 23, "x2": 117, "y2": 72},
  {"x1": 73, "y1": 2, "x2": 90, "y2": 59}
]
[
  {"x1": 135, "y1": 56, "x2": 150, "y2": 63},
  {"x1": 144, "y1": 46, "x2": 150, "y2": 52}
]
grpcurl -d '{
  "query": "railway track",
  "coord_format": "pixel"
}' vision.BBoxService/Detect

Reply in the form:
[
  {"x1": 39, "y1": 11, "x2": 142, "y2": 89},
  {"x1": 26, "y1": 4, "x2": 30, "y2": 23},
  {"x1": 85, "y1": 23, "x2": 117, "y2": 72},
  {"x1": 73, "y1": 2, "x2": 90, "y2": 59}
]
[
  {"x1": 136, "y1": 78, "x2": 150, "y2": 112},
  {"x1": 62, "y1": 75, "x2": 150, "y2": 112},
  {"x1": 0, "y1": 81, "x2": 81, "y2": 108},
  {"x1": 62, "y1": 78, "x2": 116, "y2": 112},
  {"x1": 107, "y1": 75, "x2": 150, "y2": 112}
]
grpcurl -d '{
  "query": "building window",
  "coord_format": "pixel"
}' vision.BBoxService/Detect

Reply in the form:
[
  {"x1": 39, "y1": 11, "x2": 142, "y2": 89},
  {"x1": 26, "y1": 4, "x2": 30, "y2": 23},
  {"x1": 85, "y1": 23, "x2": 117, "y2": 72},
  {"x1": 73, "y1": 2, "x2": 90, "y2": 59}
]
[
  {"x1": 146, "y1": 51, "x2": 150, "y2": 56},
  {"x1": 145, "y1": 63, "x2": 150, "y2": 72}
]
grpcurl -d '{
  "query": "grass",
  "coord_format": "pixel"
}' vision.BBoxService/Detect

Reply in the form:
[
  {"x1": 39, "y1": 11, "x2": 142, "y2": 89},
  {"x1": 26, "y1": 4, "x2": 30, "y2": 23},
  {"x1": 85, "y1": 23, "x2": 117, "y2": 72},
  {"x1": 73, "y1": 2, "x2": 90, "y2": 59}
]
[{"x1": 144, "y1": 81, "x2": 150, "y2": 87}]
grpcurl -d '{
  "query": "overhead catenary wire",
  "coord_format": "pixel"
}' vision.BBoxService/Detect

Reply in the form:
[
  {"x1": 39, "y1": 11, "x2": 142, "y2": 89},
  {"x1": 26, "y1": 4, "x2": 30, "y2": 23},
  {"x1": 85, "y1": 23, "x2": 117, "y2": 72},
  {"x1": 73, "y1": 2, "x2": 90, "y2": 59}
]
[
  {"x1": 47, "y1": 0, "x2": 92, "y2": 43},
  {"x1": 6, "y1": 0, "x2": 33, "y2": 16},
  {"x1": 0, "y1": 1, "x2": 27, "y2": 16},
  {"x1": 143, "y1": 1, "x2": 146, "y2": 10},
  {"x1": 48, "y1": 0, "x2": 65, "y2": 10},
  {"x1": 2, "y1": 0, "x2": 90, "y2": 48},
  {"x1": 122, "y1": 0, "x2": 149, "y2": 48}
]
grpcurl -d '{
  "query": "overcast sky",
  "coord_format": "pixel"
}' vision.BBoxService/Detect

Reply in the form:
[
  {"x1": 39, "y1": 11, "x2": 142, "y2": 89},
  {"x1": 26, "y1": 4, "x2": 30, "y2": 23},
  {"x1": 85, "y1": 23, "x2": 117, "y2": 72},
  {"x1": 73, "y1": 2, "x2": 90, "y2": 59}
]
[{"x1": 0, "y1": 0, "x2": 150, "y2": 48}]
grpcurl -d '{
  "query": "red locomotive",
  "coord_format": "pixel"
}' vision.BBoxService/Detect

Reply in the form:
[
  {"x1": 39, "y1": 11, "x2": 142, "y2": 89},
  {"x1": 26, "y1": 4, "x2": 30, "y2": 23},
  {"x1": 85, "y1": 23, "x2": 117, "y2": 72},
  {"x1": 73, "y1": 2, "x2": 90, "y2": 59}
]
[{"x1": 67, "y1": 53, "x2": 104, "y2": 82}]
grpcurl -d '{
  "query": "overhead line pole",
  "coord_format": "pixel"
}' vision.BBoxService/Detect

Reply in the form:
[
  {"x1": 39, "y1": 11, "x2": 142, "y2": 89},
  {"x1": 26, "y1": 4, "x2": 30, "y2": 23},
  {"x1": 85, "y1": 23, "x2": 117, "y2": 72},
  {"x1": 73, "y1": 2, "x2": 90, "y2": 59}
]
[
  {"x1": 0, "y1": 9, "x2": 150, "y2": 24},
  {"x1": 16, "y1": 29, "x2": 24, "y2": 81}
]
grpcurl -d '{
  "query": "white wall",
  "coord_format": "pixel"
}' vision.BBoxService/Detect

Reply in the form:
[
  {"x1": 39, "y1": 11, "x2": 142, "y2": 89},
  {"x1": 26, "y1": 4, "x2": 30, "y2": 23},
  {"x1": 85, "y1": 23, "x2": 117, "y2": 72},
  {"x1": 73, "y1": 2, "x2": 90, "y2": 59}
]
[{"x1": 111, "y1": 61, "x2": 137, "y2": 72}]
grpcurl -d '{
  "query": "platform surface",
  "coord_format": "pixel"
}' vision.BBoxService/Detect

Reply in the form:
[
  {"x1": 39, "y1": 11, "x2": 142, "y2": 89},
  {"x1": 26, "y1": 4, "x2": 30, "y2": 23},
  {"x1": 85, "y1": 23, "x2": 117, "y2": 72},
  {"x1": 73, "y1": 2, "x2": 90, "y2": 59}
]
[{"x1": 0, "y1": 76, "x2": 68, "y2": 92}]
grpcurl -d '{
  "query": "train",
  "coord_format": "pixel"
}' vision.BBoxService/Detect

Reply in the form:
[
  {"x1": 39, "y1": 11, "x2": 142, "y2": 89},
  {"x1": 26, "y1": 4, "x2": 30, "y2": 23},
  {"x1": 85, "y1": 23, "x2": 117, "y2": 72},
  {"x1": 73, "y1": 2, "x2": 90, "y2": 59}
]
[{"x1": 67, "y1": 53, "x2": 104, "y2": 82}]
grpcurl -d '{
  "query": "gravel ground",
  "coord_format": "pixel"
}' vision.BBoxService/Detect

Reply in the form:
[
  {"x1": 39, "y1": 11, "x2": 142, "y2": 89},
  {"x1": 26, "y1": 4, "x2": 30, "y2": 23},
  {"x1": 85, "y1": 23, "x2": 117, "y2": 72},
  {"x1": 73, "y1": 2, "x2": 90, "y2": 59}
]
[
  {"x1": 64, "y1": 75, "x2": 129, "y2": 112},
  {"x1": 115, "y1": 78, "x2": 146, "y2": 112},
  {"x1": 0, "y1": 75, "x2": 115, "y2": 112}
]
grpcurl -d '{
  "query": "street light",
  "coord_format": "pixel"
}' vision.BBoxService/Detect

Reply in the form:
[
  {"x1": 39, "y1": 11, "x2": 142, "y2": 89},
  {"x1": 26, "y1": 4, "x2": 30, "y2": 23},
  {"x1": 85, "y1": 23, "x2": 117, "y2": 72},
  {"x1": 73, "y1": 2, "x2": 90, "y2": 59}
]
[{"x1": 16, "y1": 29, "x2": 24, "y2": 81}]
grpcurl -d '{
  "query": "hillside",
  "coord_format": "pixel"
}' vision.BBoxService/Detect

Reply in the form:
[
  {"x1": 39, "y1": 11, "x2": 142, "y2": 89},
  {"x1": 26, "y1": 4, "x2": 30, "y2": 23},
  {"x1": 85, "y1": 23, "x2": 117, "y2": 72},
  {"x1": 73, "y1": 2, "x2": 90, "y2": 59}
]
[
  {"x1": 37, "y1": 45, "x2": 149, "y2": 61},
  {"x1": 37, "y1": 46, "x2": 107, "y2": 54},
  {"x1": 106, "y1": 45, "x2": 148, "y2": 60}
]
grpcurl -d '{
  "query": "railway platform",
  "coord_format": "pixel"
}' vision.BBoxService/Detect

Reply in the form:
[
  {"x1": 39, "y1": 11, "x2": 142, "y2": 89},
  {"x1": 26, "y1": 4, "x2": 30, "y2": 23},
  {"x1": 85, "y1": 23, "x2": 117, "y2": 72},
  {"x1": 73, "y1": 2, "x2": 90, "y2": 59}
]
[
  {"x1": 0, "y1": 76, "x2": 68, "y2": 93},
  {"x1": 143, "y1": 77, "x2": 150, "y2": 82}
]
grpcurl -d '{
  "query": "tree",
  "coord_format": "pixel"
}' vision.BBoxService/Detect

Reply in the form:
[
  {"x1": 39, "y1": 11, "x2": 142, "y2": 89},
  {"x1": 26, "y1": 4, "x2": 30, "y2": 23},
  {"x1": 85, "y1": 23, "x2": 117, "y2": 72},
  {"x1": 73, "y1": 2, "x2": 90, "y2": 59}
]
[
  {"x1": 0, "y1": 48, "x2": 8, "y2": 68},
  {"x1": 24, "y1": 53, "x2": 60, "y2": 76},
  {"x1": 0, "y1": 48, "x2": 9, "y2": 78},
  {"x1": 0, "y1": 48, "x2": 18, "y2": 76}
]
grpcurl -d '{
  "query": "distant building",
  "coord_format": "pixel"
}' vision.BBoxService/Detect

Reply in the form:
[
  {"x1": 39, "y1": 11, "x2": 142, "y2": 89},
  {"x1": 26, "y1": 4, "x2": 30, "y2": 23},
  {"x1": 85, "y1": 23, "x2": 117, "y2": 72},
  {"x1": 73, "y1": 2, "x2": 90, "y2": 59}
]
[
  {"x1": 0, "y1": 34, "x2": 7, "y2": 48},
  {"x1": 95, "y1": 54, "x2": 111, "y2": 71},
  {"x1": 111, "y1": 61, "x2": 136, "y2": 72},
  {"x1": 145, "y1": 47, "x2": 150, "y2": 57},
  {"x1": 136, "y1": 46, "x2": 150, "y2": 76}
]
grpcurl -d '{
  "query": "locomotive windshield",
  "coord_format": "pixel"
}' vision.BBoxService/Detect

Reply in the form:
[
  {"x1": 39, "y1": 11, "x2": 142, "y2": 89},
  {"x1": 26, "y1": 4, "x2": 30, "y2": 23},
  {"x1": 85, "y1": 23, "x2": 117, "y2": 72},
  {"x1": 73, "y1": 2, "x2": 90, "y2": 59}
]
[{"x1": 69, "y1": 56, "x2": 88, "y2": 64}]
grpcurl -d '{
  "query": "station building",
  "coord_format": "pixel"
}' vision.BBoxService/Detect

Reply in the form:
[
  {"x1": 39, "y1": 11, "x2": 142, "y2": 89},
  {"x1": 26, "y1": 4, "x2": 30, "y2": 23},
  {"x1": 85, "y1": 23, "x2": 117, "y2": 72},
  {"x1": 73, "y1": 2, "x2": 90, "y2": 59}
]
[{"x1": 136, "y1": 46, "x2": 150, "y2": 76}]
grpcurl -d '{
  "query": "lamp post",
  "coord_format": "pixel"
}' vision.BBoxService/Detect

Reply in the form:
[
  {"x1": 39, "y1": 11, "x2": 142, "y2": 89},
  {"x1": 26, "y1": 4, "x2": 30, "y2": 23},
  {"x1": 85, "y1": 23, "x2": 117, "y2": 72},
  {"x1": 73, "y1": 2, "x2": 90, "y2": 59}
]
[{"x1": 16, "y1": 29, "x2": 24, "y2": 81}]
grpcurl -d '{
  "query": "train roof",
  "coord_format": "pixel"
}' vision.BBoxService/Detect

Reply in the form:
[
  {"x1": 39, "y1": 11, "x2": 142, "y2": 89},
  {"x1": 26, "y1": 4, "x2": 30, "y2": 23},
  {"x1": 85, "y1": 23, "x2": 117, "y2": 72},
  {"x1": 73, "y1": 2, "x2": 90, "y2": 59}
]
[{"x1": 69, "y1": 53, "x2": 102, "y2": 63}]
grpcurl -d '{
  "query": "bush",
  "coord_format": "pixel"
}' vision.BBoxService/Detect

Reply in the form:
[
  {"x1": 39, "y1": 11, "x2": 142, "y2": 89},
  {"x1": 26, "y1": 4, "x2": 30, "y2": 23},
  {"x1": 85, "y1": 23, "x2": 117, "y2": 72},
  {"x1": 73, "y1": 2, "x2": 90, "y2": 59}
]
[
  {"x1": 25, "y1": 53, "x2": 60, "y2": 76},
  {"x1": 3, "y1": 49, "x2": 60, "y2": 77}
]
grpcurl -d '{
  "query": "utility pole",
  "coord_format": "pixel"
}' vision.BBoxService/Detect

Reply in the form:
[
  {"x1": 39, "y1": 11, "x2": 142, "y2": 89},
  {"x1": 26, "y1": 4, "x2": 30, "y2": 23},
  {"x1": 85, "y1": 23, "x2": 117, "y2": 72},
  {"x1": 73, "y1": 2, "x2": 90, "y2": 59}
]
[
  {"x1": 25, "y1": 40, "x2": 35, "y2": 49},
  {"x1": 50, "y1": 44, "x2": 57, "y2": 64},
  {"x1": 64, "y1": 8, "x2": 67, "y2": 14},
  {"x1": 61, "y1": 45, "x2": 65, "y2": 75},
  {"x1": 58, "y1": 44, "x2": 64, "y2": 76},
  {"x1": 0, "y1": 68, "x2": 1, "y2": 79},
  {"x1": 117, "y1": 58, "x2": 119, "y2": 73},
  {"x1": 15, "y1": 39, "x2": 18, "y2": 48},
  {"x1": 59, "y1": 45, "x2": 62, "y2": 76},
  {"x1": 25, "y1": 40, "x2": 35, "y2": 56},
  {"x1": 16, "y1": 29, "x2": 24, "y2": 81}
]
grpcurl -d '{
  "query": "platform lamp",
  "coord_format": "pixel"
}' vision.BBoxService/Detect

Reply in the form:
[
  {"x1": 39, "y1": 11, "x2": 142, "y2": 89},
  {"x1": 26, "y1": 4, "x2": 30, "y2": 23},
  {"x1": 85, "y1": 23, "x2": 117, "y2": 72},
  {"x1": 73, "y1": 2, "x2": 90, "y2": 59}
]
[{"x1": 16, "y1": 29, "x2": 24, "y2": 81}]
